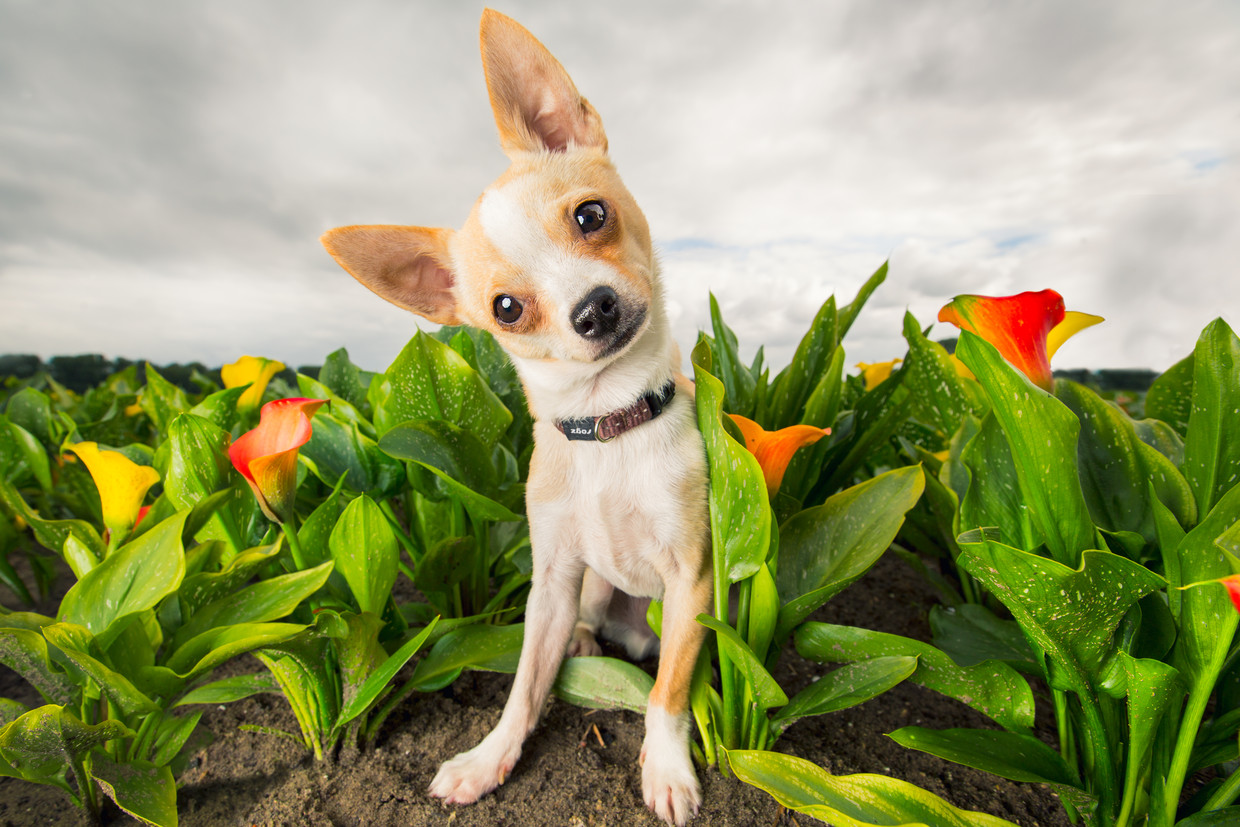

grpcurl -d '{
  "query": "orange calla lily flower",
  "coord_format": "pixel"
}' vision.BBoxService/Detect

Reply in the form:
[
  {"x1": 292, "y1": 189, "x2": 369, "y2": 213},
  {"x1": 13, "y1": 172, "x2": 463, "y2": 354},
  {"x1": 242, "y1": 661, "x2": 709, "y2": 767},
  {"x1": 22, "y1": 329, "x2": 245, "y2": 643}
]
[
  {"x1": 222, "y1": 355, "x2": 286, "y2": 415},
  {"x1": 65, "y1": 442, "x2": 160, "y2": 537},
  {"x1": 228, "y1": 397, "x2": 326, "y2": 523},
  {"x1": 937, "y1": 290, "x2": 1103, "y2": 392},
  {"x1": 856, "y1": 359, "x2": 902, "y2": 391},
  {"x1": 728, "y1": 414, "x2": 830, "y2": 495}
]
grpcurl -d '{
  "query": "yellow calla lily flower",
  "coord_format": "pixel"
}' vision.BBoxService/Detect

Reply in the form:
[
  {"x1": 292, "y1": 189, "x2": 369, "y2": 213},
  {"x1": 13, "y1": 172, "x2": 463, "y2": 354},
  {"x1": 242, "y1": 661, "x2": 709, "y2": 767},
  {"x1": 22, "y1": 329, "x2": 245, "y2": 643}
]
[
  {"x1": 65, "y1": 442, "x2": 160, "y2": 537},
  {"x1": 856, "y1": 359, "x2": 903, "y2": 391},
  {"x1": 222, "y1": 355, "x2": 286, "y2": 414},
  {"x1": 1046, "y1": 311, "x2": 1105, "y2": 362}
]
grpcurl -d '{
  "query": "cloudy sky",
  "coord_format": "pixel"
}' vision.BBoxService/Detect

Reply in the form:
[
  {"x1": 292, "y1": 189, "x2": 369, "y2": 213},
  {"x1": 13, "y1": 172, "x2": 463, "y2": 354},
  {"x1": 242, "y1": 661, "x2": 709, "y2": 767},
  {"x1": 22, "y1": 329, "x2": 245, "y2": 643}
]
[{"x1": 2, "y1": 0, "x2": 1237, "y2": 376}]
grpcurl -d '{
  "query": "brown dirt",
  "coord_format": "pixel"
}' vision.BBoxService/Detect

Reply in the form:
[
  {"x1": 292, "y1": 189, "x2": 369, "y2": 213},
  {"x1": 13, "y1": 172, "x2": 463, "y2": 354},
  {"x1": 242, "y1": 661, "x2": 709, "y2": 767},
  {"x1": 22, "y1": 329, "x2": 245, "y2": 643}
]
[{"x1": 0, "y1": 552, "x2": 1071, "y2": 827}]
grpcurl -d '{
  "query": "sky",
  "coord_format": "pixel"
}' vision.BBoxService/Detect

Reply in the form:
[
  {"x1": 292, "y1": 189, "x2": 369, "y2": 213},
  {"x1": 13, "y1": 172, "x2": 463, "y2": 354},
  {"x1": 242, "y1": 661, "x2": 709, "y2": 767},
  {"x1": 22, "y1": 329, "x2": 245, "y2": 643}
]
[{"x1": 2, "y1": 0, "x2": 1237, "y2": 376}]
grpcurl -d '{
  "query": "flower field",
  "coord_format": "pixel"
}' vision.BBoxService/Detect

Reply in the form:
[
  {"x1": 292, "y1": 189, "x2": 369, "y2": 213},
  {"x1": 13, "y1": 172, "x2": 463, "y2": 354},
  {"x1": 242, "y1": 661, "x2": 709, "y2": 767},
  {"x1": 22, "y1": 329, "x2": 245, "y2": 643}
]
[{"x1": 2, "y1": 263, "x2": 1239, "y2": 826}]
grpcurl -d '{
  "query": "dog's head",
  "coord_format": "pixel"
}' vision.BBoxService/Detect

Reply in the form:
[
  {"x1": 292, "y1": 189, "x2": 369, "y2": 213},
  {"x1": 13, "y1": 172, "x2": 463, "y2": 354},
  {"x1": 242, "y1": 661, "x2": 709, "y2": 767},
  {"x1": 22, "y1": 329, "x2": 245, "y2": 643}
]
[{"x1": 323, "y1": 10, "x2": 656, "y2": 370}]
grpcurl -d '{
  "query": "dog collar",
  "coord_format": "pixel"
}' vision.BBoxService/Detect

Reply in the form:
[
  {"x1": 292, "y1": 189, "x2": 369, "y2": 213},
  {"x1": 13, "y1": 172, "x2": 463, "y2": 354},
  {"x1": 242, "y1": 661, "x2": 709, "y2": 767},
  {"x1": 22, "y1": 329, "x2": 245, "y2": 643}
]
[{"x1": 555, "y1": 381, "x2": 676, "y2": 443}]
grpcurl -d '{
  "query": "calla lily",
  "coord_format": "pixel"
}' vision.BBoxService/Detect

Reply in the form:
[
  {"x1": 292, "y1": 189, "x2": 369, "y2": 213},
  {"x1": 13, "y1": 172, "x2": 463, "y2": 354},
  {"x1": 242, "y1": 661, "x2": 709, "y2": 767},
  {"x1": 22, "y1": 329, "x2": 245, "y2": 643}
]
[
  {"x1": 856, "y1": 359, "x2": 902, "y2": 391},
  {"x1": 222, "y1": 355, "x2": 286, "y2": 414},
  {"x1": 728, "y1": 414, "x2": 830, "y2": 495},
  {"x1": 1219, "y1": 575, "x2": 1240, "y2": 614},
  {"x1": 937, "y1": 290, "x2": 1102, "y2": 392},
  {"x1": 228, "y1": 397, "x2": 326, "y2": 523},
  {"x1": 65, "y1": 442, "x2": 160, "y2": 537}
]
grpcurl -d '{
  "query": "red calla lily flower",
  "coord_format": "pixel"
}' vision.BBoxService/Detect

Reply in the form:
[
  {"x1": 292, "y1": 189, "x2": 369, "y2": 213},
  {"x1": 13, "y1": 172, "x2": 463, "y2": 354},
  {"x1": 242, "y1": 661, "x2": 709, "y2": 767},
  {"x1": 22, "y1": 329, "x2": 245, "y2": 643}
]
[
  {"x1": 1220, "y1": 575, "x2": 1240, "y2": 614},
  {"x1": 228, "y1": 397, "x2": 326, "y2": 523},
  {"x1": 728, "y1": 414, "x2": 830, "y2": 496},
  {"x1": 938, "y1": 289, "x2": 1102, "y2": 392}
]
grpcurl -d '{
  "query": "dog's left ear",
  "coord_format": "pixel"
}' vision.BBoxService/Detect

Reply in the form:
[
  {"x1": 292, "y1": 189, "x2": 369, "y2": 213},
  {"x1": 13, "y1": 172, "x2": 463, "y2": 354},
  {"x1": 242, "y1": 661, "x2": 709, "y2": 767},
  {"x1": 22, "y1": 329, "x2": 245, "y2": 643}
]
[
  {"x1": 480, "y1": 9, "x2": 608, "y2": 155},
  {"x1": 321, "y1": 225, "x2": 461, "y2": 325}
]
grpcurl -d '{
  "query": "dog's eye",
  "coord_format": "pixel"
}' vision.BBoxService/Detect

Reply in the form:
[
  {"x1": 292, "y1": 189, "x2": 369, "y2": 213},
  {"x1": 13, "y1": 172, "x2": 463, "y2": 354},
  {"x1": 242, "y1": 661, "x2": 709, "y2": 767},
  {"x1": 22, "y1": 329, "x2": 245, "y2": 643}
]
[
  {"x1": 574, "y1": 201, "x2": 607, "y2": 235},
  {"x1": 493, "y1": 294, "x2": 524, "y2": 325}
]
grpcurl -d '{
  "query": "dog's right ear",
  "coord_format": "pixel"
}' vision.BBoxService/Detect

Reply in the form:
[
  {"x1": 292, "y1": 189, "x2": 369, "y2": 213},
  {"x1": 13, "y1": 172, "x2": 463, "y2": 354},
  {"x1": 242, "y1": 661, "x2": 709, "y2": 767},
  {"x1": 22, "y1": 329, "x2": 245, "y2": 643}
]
[
  {"x1": 321, "y1": 225, "x2": 460, "y2": 325},
  {"x1": 480, "y1": 9, "x2": 608, "y2": 155}
]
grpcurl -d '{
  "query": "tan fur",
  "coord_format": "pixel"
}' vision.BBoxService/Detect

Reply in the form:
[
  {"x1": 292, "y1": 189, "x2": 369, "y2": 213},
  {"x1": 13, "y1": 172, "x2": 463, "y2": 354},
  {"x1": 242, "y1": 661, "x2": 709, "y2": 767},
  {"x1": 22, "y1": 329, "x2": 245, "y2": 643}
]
[{"x1": 321, "y1": 11, "x2": 710, "y2": 825}]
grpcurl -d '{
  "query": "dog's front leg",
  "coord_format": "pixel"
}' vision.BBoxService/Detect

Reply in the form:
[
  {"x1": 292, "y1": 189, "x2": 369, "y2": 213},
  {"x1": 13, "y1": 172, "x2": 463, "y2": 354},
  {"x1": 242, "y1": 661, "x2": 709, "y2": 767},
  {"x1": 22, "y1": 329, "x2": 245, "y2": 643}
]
[
  {"x1": 641, "y1": 566, "x2": 712, "y2": 826},
  {"x1": 429, "y1": 552, "x2": 584, "y2": 804}
]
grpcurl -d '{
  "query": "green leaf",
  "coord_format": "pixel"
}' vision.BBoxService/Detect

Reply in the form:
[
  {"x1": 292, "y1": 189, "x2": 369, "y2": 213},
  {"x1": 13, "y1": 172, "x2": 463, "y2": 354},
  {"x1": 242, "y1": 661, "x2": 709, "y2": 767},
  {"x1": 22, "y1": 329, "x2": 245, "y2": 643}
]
[
  {"x1": 59, "y1": 512, "x2": 187, "y2": 648},
  {"x1": 175, "y1": 672, "x2": 280, "y2": 706},
  {"x1": 0, "y1": 476, "x2": 105, "y2": 565},
  {"x1": 552, "y1": 656, "x2": 655, "y2": 714},
  {"x1": 329, "y1": 495, "x2": 398, "y2": 616},
  {"x1": 140, "y1": 363, "x2": 191, "y2": 436},
  {"x1": 163, "y1": 621, "x2": 311, "y2": 681},
  {"x1": 699, "y1": 614, "x2": 788, "y2": 711},
  {"x1": 1099, "y1": 651, "x2": 1183, "y2": 798},
  {"x1": 797, "y1": 622, "x2": 1034, "y2": 731},
  {"x1": 170, "y1": 561, "x2": 333, "y2": 652},
  {"x1": 1175, "y1": 809, "x2": 1240, "y2": 826},
  {"x1": 1169, "y1": 482, "x2": 1240, "y2": 688},
  {"x1": 768, "y1": 296, "x2": 838, "y2": 429},
  {"x1": 928, "y1": 604, "x2": 1034, "y2": 671},
  {"x1": 4, "y1": 419, "x2": 52, "y2": 493},
  {"x1": 1057, "y1": 379, "x2": 1196, "y2": 543},
  {"x1": 163, "y1": 414, "x2": 234, "y2": 510},
  {"x1": 408, "y1": 623, "x2": 524, "y2": 692},
  {"x1": 378, "y1": 419, "x2": 522, "y2": 523},
  {"x1": 958, "y1": 413, "x2": 1039, "y2": 551},
  {"x1": 0, "y1": 622, "x2": 78, "y2": 706},
  {"x1": 958, "y1": 544, "x2": 1164, "y2": 695},
  {"x1": 415, "y1": 537, "x2": 476, "y2": 592},
  {"x1": 692, "y1": 338, "x2": 771, "y2": 584},
  {"x1": 5, "y1": 387, "x2": 55, "y2": 447},
  {"x1": 800, "y1": 345, "x2": 846, "y2": 430},
  {"x1": 370, "y1": 331, "x2": 511, "y2": 444},
  {"x1": 0, "y1": 704, "x2": 132, "y2": 795},
  {"x1": 1145, "y1": 352, "x2": 1193, "y2": 436},
  {"x1": 708, "y1": 293, "x2": 757, "y2": 417},
  {"x1": 776, "y1": 466, "x2": 924, "y2": 638},
  {"x1": 317, "y1": 347, "x2": 368, "y2": 412},
  {"x1": 301, "y1": 413, "x2": 404, "y2": 500},
  {"x1": 837, "y1": 261, "x2": 888, "y2": 343},
  {"x1": 902, "y1": 311, "x2": 972, "y2": 435},
  {"x1": 1183, "y1": 318, "x2": 1240, "y2": 516},
  {"x1": 42, "y1": 623, "x2": 158, "y2": 716},
  {"x1": 336, "y1": 618, "x2": 439, "y2": 727},
  {"x1": 91, "y1": 753, "x2": 178, "y2": 827},
  {"x1": 726, "y1": 746, "x2": 1017, "y2": 827},
  {"x1": 177, "y1": 542, "x2": 280, "y2": 618},
  {"x1": 889, "y1": 727, "x2": 1082, "y2": 793},
  {"x1": 771, "y1": 656, "x2": 917, "y2": 735},
  {"x1": 956, "y1": 331, "x2": 1095, "y2": 566},
  {"x1": 793, "y1": 624, "x2": 1036, "y2": 734}
]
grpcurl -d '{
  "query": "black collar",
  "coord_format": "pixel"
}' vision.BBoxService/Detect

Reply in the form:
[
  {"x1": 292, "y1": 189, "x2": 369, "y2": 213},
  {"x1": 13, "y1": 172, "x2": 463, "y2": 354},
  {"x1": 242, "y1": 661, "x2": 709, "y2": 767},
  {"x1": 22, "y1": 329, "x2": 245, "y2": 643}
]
[{"x1": 555, "y1": 381, "x2": 676, "y2": 443}]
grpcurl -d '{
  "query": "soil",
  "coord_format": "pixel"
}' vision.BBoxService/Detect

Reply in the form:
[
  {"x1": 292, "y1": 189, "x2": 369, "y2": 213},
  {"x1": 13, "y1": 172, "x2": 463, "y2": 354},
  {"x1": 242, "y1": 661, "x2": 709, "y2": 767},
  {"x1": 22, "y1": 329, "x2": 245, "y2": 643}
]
[{"x1": 0, "y1": 553, "x2": 1072, "y2": 827}]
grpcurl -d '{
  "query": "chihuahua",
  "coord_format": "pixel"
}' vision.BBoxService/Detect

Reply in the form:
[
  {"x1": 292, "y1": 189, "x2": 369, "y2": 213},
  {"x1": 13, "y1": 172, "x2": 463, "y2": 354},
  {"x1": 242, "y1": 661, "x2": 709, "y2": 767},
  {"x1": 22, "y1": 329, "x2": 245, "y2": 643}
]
[{"x1": 321, "y1": 9, "x2": 710, "y2": 826}]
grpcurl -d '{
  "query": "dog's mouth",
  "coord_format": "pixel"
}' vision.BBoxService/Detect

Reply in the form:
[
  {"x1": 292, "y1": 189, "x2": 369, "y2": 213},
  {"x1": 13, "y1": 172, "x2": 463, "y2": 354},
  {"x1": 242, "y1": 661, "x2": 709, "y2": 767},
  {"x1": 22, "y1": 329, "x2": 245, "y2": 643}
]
[{"x1": 594, "y1": 305, "x2": 648, "y2": 361}]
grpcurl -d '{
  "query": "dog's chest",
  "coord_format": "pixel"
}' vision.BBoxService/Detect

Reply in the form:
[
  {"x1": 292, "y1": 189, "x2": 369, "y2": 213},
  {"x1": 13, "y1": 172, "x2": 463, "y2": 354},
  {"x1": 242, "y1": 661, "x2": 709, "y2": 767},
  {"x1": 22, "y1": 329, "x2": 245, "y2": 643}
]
[{"x1": 528, "y1": 416, "x2": 704, "y2": 598}]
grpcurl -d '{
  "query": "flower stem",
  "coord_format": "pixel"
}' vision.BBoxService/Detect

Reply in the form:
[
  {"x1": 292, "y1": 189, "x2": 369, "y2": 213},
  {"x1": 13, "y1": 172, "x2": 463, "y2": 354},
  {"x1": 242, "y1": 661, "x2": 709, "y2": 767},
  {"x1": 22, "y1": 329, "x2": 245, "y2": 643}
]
[{"x1": 281, "y1": 515, "x2": 307, "y2": 570}]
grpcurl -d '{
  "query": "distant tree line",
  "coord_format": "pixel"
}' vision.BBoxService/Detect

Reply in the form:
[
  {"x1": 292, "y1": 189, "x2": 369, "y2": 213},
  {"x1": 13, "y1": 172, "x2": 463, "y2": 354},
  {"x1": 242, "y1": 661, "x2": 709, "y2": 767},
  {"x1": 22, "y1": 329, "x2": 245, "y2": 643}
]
[{"x1": 0, "y1": 353, "x2": 316, "y2": 394}]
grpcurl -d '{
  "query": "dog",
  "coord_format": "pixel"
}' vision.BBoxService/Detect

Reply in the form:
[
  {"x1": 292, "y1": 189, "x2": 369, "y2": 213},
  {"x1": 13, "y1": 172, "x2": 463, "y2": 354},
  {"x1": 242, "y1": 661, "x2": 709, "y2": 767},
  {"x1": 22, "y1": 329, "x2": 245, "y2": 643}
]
[{"x1": 321, "y1": 10, "x2": 711, "y2": 825}]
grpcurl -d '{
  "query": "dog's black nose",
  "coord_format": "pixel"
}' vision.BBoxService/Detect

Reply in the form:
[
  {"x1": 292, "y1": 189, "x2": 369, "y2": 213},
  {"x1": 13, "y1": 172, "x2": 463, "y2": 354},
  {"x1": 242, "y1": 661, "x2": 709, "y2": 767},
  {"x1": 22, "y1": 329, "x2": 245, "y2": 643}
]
[{"x1": 572, "y1": 286, "x2": 620, "y2": 339}]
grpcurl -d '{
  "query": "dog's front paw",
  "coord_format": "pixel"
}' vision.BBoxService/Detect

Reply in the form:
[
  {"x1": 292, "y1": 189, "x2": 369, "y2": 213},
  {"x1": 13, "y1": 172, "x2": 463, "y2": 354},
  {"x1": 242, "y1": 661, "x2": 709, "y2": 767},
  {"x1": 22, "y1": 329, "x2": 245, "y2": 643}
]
[
  {"x1": 428, "y1": 737, "x2": 521, "y2": 805},
  {"x1": 639, "y1": 744, "x2": 701, "y2": 826}
]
